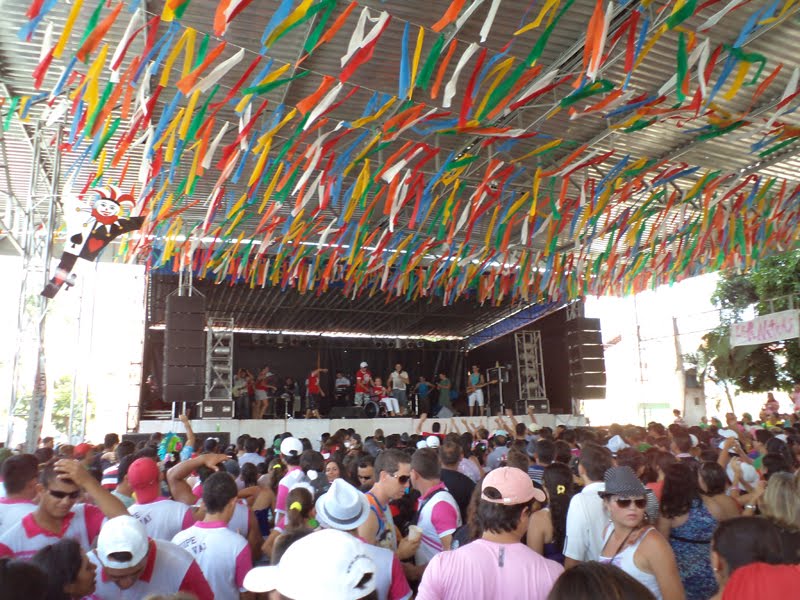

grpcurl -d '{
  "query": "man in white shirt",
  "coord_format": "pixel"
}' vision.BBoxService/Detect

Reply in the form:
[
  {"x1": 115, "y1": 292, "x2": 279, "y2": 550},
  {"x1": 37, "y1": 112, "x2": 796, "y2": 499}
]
[
  {"x1": 0, "y1": 454, "x2": 38, "y2": 536},
  {"x1": 0, "y1": 459, "x2": 128, "y2": 559},
  {"x1": 237, "y1": 437, "x2": 265, "y2": 468},
  {"x1": 563, "y1": 443, "x2": 614, "y2": 567},
  {"x1": 172, "y1": 471, "x2": 252, "y2": 600},
  {"x1": 388, "y1": 363, "x2": 410, "y2": 416}
]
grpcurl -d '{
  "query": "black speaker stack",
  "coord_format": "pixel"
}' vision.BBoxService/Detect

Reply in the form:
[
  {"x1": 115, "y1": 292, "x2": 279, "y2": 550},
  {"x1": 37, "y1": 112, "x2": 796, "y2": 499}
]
[
  {"x1": 163, "y1": 294, "x2": 206, "y2": 406},
  {"x1": 566, "y1": 317, "x2": 606, "y2": 400}
]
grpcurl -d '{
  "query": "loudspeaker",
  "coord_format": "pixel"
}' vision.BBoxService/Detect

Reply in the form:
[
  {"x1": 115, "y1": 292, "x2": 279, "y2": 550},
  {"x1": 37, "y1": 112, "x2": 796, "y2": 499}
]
[
  {"x1": 164, "y1": 294, "x2": 206, "y2": 404},
  {"x1": 200, "y1": 400, "x2": 234, "y2": 419},
  {"x1": 566, "y1": 317, "x2": 606, "y2": 400},
  {"x1": 330, "y1": 406, "x2": 366, "y2": 419},
  {"x1": 436, "y1": 406, "x2": 454, "y2": 419}
]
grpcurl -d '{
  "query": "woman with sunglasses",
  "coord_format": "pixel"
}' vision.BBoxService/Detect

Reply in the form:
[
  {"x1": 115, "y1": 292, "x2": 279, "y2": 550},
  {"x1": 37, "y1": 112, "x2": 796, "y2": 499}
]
[{"x1": 598, "y1": 467, "x2": 684, "y2": 600}]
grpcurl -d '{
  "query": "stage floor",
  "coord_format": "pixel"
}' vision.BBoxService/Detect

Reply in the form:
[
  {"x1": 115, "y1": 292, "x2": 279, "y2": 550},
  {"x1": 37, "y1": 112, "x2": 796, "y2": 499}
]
[{"x1": 136, "y1": 413, "x2": 586, "y2": 441}]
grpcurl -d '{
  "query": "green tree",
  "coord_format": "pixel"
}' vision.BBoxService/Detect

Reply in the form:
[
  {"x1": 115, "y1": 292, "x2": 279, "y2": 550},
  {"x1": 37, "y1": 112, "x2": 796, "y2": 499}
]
[
  {"x1": 51, "y1": 375, "x2": 94, "y2": 437},
  {"x1": 699, "y1": 249, "x2": 800, "y2": 393}
]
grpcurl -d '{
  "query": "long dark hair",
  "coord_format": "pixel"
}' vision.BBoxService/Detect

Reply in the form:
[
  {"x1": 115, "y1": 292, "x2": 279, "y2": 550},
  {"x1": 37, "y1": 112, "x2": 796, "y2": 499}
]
[
  {"x1": 660, "y1": 462, "x2": 700, "y2": 519},
  {"x1": 712, "y1": 516, "x2": 783, "y2": 574},
  {"x1": 31, "y1": 539, "x2": 83, "y2": 600},
  {"x1": 698, "y1": 461, "x2": 729, "y2": 496},
  {"x1": 543, "y1": 463, "x2": 575, "y2": 553},
  {"x1": 547, "y1": 561, "x2": 656, "y2": 600}
]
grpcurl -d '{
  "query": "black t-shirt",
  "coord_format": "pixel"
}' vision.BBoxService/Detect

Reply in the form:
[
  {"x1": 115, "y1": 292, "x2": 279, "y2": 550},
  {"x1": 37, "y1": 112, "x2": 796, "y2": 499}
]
[
  {"x1": 440, "y1": 468, "x2": 476, "y2": 524},
  {"x1": 777, "y1": 526, "x2": 800, "y2": 564}
]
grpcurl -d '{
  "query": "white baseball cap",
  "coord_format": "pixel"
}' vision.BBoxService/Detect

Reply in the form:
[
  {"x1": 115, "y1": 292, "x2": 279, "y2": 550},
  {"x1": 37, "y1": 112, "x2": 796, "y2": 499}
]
[
  {"x1": 244, "y1": 529, "x2": 377, "y2": 599},
  {"x1": 426, "y1": 435, "x2": 441, "y2": 449},
  {"x1": 360, "y1": 362, "x2": 368, "y2": 368},
  {"x1": 280, "y1": 437, "x2": 304, "y2": 457},
  {"x1": 95, "y1": 516, "x2": 149, "y2": 569}
]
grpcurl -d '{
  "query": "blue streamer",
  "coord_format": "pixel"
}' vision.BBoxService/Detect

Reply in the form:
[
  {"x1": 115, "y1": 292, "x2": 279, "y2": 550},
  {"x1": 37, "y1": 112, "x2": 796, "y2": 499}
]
[
  {"x1": 399, "y1": 22, "x2": 411, "y2": 99},
  {"x1": 261, "y1": 0, "x2": 295, "y2": 48}
]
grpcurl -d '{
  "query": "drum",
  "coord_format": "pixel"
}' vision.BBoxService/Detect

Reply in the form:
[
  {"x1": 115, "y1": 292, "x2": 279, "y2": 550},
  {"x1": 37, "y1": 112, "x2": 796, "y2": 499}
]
[{"x1": 363, "y1": 400, "x2": 380, "y2": 418}]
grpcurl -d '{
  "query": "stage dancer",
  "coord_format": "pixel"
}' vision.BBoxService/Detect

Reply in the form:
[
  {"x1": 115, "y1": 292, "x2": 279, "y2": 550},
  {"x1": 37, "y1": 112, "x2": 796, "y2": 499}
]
[
  {"x1": 436, "y1": 371, "x2": 454, "y2": 417},
  {"x1": 254, "y1": 367, "x2": 276, "y2": 419},
  {"x1": 388, "y1": 363, "x2": 410, "y2": 416},
  {"x1": 305, "y1": 368, "x2": 327, "y2": 419},
  {"x1": 467, "y1": 365, "x2": 486, "y2": 417}
]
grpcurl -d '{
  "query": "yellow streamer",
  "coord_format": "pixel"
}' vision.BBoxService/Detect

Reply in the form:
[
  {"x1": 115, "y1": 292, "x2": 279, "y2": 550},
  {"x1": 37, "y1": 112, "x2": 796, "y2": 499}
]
[
  {"x1": 528, "y1": 167, "x2": 542, "y2": 218},
  {"x1": 235, "y1": 63, "x2": 292, "y2": 113},
  {"x1": 258, "y1": 162, "x2": 284, "y2": 213},
  {"x1": 264, "y1": 0, "x2": 314, "y2": 48},
  {"x1": 515, "y1": 0, "x2": 561, "y2": 35},
  {"x1": 54, "y1": 0, "x2": 84, "y2": 59},
  {"x1": 159, "y1": 28, "x2": 196, "y2": 88},
  {"x1": 511, "y1": 139, "x2": 562, "y2": 164},
  {"x1": 474, "y1": 57, "x2": 514, "y2": 119},
  {"x1": 409, "y1": 26, "x2": 425, "y2": 94},
  {"x1": 722, "y1": 61, "x2": 751, "y2": 101},
  {"x1": 179, "y1": 90, "x2": 200, "y2": 140},
  {"x1": 351, "y1": 96, "x2": 397, "y2": 129}
]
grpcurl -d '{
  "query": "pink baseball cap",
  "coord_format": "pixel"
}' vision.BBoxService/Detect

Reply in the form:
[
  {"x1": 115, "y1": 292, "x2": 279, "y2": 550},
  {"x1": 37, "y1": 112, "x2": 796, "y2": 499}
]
[
  {"x1": 481, "y1": 466, "x2": 545, "y2": 505},
  {"x1": 127, "y1": 458, "x2": 160, "y2": 504}
]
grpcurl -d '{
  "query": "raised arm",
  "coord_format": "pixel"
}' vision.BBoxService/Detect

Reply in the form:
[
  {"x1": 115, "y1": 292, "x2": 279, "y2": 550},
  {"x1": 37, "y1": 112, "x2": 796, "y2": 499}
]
[
  {"x1": 416, "y1": 413, "x2": 427, "y2": 434},
  {"x1": 179, "y1": 413, "x2": 196, "y2": 460},
  {"x1": 167, "y1": 453, "x2": 230, "y2": 505},
  {"x1": 55, "y1": 459, "x2": 127, "y2": 519}
]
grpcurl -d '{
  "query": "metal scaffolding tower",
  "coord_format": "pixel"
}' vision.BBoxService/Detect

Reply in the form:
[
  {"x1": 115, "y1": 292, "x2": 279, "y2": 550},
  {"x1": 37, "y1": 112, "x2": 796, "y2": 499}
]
[
  {"x1": 6, "y1": 122, "x2": 63, "y2": 450},
  {"x1": 514, "y1": 330, "x2": 549, "y2": 413},
  {"x1": 206, "y1": 317, "x2": 234, "y2": 400}
]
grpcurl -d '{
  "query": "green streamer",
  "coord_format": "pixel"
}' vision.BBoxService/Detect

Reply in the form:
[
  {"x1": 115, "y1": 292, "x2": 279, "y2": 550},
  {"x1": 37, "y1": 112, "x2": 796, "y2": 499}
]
[
  {"x1": 195, "y1": 34, "x2": 209, "y2": 69},
  {"x1": 560, "y1": 79, "x2": 614, "y2": 108},
  {"x1": 666, "y1": 0, "x2": 696, "y2": 30},
  {"x1": 91, "y1": 117, "x2": 120, "y2": 160},
  {"x1": 243, "y1": 70, "x2": 311, "y2": 95},
  {"x1": 676, "y1": 32, "x2": 688, "y2": 103},
  {"x1": 80, "y1": 1, "x2": 105, "y2": 47},
  {"x1": 623, "y1": 117, "x2": 656, "y2": 133},
  {"x1": 265, "y1": 0, "x2": 337, "y2": 49},
  {"x1": 416, "y1": 34, "x2": 446, "y2": 92},
  {"x1": 727, "y1": 46, "x2": 767, "y2": 85},
  {"x1": 3, "y1": 97, "x2": 19, "y2": 131},
  {"x1": 85, "y1": 80, "x2": 114, "y2": 135},
  {"x1": 303, "y1": 0, "x2": 337, "y2": 53}
]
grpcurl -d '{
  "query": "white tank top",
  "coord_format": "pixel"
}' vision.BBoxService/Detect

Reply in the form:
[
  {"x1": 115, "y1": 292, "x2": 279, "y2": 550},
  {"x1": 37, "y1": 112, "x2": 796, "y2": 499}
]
[{"x1": 599, "y1": 527, "x2": 662, "y2": 600}]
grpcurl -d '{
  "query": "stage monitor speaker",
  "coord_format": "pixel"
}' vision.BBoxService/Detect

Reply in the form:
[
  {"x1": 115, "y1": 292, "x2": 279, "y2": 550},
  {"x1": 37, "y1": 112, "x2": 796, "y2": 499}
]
[
  {"x1": 164, "y1": 294, "x2": 206, "y2": 404},
  {"x1": 330, "y1": 406, "x2": 366, "y2": 419},
  {"x1": 200, "y1": 400, "x2": 234, "y2": 419},
  {"x1": 436, "y1": 406, "x2": 455, "y2": 419}
]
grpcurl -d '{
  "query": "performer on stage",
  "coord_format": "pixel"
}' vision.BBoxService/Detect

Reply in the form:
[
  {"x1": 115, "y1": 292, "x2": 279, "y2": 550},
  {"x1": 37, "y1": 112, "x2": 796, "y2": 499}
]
[
  {"x1": 305, "y1": 368, "x2": 327, "y2": 419},
  {"x1": 414, "y1": 375, "x2": 433, "y2": 416},
  {"x1": 466, "y1": 365, "x2": 486, "y2": 417},
  {"x1": 436, "y1": 371, "x2": 453, "y2": 417},
  {"x1": 387, "y1": 363, "x2": 410, "y2": 416},
  {"x1": 354, "y1": 362, "x2": 373, "y2": 406},
  {"x1": 254, "y1": 367, "x2": 277, "y2": 419}
]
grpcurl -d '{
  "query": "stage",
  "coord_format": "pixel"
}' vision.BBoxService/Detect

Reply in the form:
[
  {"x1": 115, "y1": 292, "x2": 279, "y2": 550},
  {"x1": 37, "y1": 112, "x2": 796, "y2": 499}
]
[{"x1": 136, "y1": 413, "x2": 587, "y2": 442}]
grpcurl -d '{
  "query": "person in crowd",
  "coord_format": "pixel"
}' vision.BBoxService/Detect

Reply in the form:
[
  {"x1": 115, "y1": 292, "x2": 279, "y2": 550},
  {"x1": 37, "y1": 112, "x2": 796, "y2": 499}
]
[
  {"x1": 357, "y1": 455, "x2": 376, "y2": 492},
  {"x1": 283, "y1": 486, "x2": 317, "y2": 533},
  {"x1": 0, "y1": 459, "x2": 127, "y2": 559},
  {"x1": 126, "y1": 456, "x2": 196, "y2": 541},
  {"x1": 315, "y1": 478, "x2": 412, "y2": 600},
  {"x1": 358, "y1": 449, "x2": 419, "y2": 562},
  {"x1": 528, "y1": 438, "x2": 555, "y2": 485},
  {"x1": 658, "y1": 462, "x2": 730, "y2": 600},
  {"x1": 355, "y1": 362, "x2": 373, "y2": 406},
  {"x1": 438, "y1": 440, "x2": 475, "y2": 524},
  {"x1": 415, "y1": 376, "x2": 433, "y2": 417},
  {"x1": 673, "y1": 410, "x2": 687, "y2": 427},
  {"x1": 326, "y1": 458, "x2": 346, "y2": 484},
  {"x1": 615, "y1": 449, "x2": 659, "y2": 523},
  {"x1": 563, "y1": 443, "x2": 614, "y2": 566},
  {"x1": 0, "y1": 454, "x2": 39, "y2": 535},
  {"x1": 717, "y1": 561, "x2": 800, "y2": 599},
  {"x1": 110, "y1": 455, "x2": 136, "y2": 508},
  {"x1": 527, "y1": 462, "x2": 576, "y2": 564},
  {"x1": 88, "y1": 515, "x2": 213, "y2": 599},
  {"x1": 0, "y1": 557, "x2": 47, "y2": 600},
  {"x1": 547, "y1": 562, "x2": 657, "y2": 600},
  {"x1": 697, "y1": 462, "x2": 741, "y2": 517},
  {"x1": 410, "y1": 448, "x2": 461, "y2": 569},
  {"x1": 31, "y1": 538, "x2": 98, "y2": 600},
  {"x1": 388, "y1": 363, "x2": 410, "y2": 417},
  {"x1": 417, "y1": 466, "x2": 562, "y2": 600},
  {"x1": 237, "y1": 436, "x2": 265, "y2": 468},
  {"x1": 708, "y1": 516, "x2": 784, "y2": 600},
  {"x1": 273, "y1": 437, "x2": 309, "y2": 535},
  {"x1": 756, "y1": 471, "x2": 800, "y2": 563},
  {"x1": 486, "y1": 431, "x2": 510, "y2": 470},
  {"x1": 171, "y1": 472, "x2": 252, "y2": 600},
  {"x1": 598, "y1": 466, "x2": 684, "y2": 600},
  {"x1": 101, "y1": 440, "x2": 135, "y2": 490},
  {"x1": 244, "y1": 529, "x2": 378, "y2": 599}
]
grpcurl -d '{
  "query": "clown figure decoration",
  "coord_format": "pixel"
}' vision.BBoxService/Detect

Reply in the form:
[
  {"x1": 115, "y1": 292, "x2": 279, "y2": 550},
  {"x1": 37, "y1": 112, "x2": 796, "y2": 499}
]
[{"x1": 42, "y1": 185, "x2": 145, "y2": 298}]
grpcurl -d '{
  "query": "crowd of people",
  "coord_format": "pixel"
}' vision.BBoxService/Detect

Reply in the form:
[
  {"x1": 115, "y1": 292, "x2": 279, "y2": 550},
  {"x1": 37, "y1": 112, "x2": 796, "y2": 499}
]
[{"x1": 1, "y1": 407, "x2": 799, "y2": 599}]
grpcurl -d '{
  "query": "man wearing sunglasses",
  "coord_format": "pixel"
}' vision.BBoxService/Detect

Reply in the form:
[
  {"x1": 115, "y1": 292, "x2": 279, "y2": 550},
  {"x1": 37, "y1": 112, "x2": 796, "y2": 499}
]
[
  {"x1": 358, "y1": 449, "x2": 420, "y2": 562},
  {"x1": 0, "y1": 459, "x2": 128, "y2": 559}
]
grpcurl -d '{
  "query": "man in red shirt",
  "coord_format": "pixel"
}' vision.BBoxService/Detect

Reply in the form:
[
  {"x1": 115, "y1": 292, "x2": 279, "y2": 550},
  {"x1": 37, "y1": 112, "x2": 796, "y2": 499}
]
[
  {"x1": 305, "y1": 368, "x2": 327, "y2": 419},
  {"x1": 355, "y1": 362, "x2": 373, "y2": 407}
]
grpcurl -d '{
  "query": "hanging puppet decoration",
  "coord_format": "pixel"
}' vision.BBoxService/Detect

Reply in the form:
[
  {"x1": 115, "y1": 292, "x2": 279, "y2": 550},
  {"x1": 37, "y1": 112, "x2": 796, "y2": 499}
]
[{"x1": 42, "y1": 184, "x2": 144, "y2": 298}]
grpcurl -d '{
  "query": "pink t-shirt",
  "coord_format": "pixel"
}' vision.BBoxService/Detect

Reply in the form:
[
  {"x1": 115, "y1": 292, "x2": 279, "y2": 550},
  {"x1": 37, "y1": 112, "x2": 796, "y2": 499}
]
[
  {"x1": 415, "y1": 483, "x2": 460, "y2": 566},
  {"x1": 417, "y1": 539, "x2": 563, "y2": 600},
  {"x1": 275, "y1": 467, "x2": 306, "y2": 533}
]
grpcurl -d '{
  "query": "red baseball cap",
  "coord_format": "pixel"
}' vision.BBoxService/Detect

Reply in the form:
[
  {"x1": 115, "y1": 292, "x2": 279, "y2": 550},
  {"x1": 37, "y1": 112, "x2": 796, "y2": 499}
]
[
  {"x1": 127, "y1": 458, "x2": 160, "y2": 504},
  {"x1": 74, "y1": 443, "x2": 93, "y2": 459}
]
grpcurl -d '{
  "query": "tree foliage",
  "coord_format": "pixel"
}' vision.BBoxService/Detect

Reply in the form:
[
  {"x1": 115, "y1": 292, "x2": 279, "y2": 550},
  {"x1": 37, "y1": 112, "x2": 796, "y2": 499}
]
[{"x1": 700, "y1": 249, "x2": 800, "y2": 393}]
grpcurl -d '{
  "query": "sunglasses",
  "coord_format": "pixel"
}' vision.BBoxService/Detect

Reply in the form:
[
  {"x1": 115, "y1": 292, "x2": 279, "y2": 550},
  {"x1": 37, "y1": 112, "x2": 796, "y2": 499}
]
[
  {"x1": 614, "y1": 497, "x2": 647, "y2": 509},
  {"x1": 391, "y1": 473, "x2": 411, "y2": 484},
  {"x1": 49, "y1": 489, "x2": 81, "y2": 500}
]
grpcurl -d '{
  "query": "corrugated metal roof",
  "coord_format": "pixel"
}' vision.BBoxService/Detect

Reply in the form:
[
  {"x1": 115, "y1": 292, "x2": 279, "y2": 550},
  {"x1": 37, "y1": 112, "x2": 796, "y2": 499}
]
[{"x1": 0, "y1": 0, "x2": 798, "y2": 329}]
